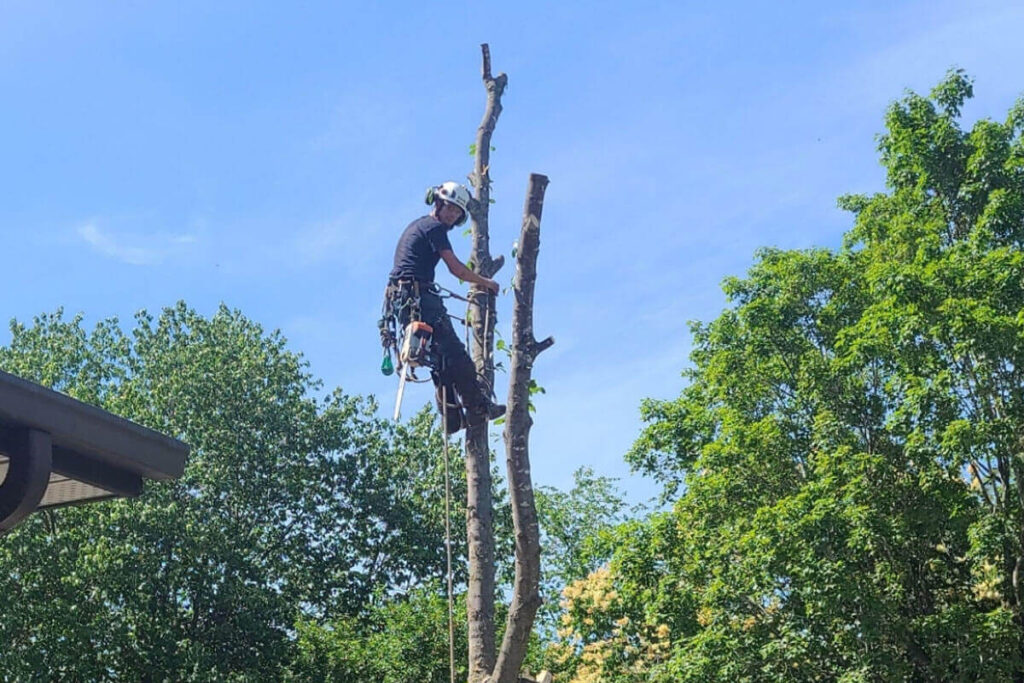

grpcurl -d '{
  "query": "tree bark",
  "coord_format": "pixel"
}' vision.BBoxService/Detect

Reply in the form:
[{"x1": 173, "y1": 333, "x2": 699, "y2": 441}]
[
  {"x1": 492, "y1": 173, "x2": 553, "y2": 683},
  {"x1": 465, "y1": 42, "x2": 507, "y2": 682}
]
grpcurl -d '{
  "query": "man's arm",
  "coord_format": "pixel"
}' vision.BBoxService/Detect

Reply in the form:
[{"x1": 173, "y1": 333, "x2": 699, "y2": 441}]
[{"x1": 439, "y1": 250, "x2": 499, "y2": 294}]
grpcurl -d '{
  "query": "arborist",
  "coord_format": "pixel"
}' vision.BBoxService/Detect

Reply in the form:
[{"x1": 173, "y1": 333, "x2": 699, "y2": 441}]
[{"x1": 383, "y1": 181, "x2": 505, "y2": 432}]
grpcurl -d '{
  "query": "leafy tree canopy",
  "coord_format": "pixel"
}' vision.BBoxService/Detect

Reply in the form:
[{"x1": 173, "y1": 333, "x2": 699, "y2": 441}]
[
  {"x1": 556, "y1": 70, "x2": 1024, "y2": 681},
  {"x1": 0, "y1": 303, "x2": 466, "y2": 679}
]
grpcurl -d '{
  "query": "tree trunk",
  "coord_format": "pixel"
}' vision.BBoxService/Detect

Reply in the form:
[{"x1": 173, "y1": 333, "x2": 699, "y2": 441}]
[
  {"x1": 492, "y1": 174, "x2": 553, "y2": 683},
  {"x1": 465, "y1": 42, "x2": 507, "y2": 682},
  {"x1": 462, "y1": 46, "x2": 550, "y2": 683}
]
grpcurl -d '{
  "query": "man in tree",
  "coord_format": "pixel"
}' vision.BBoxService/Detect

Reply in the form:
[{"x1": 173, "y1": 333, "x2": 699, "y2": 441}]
[{"x1": 386, "y1": 181, "x2": 505, "y2": 432}]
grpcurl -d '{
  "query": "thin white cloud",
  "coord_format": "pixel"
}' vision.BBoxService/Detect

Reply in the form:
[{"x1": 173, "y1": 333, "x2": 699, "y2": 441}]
[
  {"x1": 292, "y1": 204, "x2": 410, "y2": 273},
  {"x1": 830, "y1": 3, "x2": 1024, "y2": 117},
  {"x1": 294, "y1": 219, "x2": 351, "y2": 263},
  {"x1": 76, "y1": 222, "x2": 196, "y2": 266}
]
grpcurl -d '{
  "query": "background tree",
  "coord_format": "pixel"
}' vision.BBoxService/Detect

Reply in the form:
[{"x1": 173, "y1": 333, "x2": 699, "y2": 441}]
[
  {"x1": 0, "y1": 304, "x2": 472, "y2": 679},
  {"x1": 535, "y1": 467, "x2": 628, "y2": 639},
  {"x1": 0, "y1": 299, "x2": 602, "y2": 680},
  {"x1": 287, "y1": 583, "x2": 472, "y2": 683},
  {"x1": 552, "y1": 71, "x2": 1024, "y2": 681}
]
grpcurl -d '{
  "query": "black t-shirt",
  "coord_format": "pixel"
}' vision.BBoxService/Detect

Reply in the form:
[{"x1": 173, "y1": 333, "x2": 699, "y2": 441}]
[{"x1": 389, "y1": 215, "x2": 453, "y2": 283}]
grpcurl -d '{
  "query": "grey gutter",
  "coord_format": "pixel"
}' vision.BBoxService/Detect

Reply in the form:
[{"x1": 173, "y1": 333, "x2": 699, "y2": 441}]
[{"x1": 0, "y1": 370, "x2": 189, "y2": 532}]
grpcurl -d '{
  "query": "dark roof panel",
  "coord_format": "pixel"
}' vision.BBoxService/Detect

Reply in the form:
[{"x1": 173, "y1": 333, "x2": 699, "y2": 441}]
[{"x1": 0, "y1": 372, "x2": 188, "y2": 532}]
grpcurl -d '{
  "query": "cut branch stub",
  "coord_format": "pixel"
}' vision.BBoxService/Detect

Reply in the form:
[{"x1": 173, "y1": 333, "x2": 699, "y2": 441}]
[
  {"x1": 482, "y1": 42, "x2": 492, "y2": 80},
  {"x1": 531, "y1": 337, "x2": 555, "y2": 357}
]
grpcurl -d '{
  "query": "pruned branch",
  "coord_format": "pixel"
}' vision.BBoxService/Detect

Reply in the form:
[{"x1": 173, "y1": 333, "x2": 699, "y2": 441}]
[
  {"x1": 491, "y1": 253, "x2": 505, "y2": 276},
  {"x1": 467, "y1": 44, "x2": 508, "y2": 277},
  {"x1": 532, "y1": 337, "x2": 555, "y2": 357},
  {"x1": 482, "y1": 43, "x2": 493, "y2": 80},
  {"x1": 492, "y1": 173, "x2": 551, "y2": 683}
]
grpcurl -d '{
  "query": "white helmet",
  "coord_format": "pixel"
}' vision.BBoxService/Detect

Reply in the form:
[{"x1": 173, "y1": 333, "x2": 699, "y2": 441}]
[{"x1": 433, "y1": 181, "x2": 471, "y2": 225}]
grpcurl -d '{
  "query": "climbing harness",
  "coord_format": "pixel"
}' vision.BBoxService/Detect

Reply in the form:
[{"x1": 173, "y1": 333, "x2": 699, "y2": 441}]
[
  {"x1": 378, "y1": 279, "x2": 421, "y2": 376},
  {"x1": 380, "y1": 281, "x2": 495, "y2": 422},
  {"x1": 380, "y1": 280, "x2": 436, "y2": 419}
]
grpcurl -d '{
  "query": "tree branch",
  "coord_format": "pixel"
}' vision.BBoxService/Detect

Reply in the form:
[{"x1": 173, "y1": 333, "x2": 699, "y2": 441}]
[
  {"x1": 467, "y1": 47, "x2": 507, "y2": 276},
  {"x1": 531, "y1": 337, "x2": 555, "y2": 357},
  {"x1": 481, "y1": 43, "x2": 492, "y2": 81}
]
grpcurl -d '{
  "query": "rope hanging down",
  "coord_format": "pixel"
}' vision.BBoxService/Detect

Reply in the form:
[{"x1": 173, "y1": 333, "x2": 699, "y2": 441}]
[
  {"x1": 438, "y1": 290, "x2": 493, "y2": 683},
  {"x1": 442, "y1": 385, "x2": 456, "y2": 683}
]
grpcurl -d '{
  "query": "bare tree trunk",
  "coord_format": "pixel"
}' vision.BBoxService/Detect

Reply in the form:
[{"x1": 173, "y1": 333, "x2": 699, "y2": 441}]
[
  {"x1": 465, "y1": 42, "x2": 507, "y2": 682},
  {"x1": 461, "y1": 45, "x2": 550, "y2": 683},
  {"x1": 492, "y1": 174, "x2": 553, "y2": 683}
]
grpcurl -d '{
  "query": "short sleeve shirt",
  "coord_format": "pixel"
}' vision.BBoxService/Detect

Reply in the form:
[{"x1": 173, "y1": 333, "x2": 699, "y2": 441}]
[{"x1": 389, "y1": 216, "x2": 453, "y2": 283}]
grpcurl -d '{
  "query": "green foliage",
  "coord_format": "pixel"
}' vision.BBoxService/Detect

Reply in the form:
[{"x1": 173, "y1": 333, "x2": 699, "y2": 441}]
[
  {"x1": 0, "y1": 303, "x2": 470, "y2": 679},
  {"x1": 287, "y1": 582, "x2": 470, "y2": 683},
  {"x1": 538, "y1": 468, "x2": 626, "y2": 582},
  {"x1": 557, "y1": 72, "x2": 1024, "y2": 680},
  {"x1": 534, "y1": 468, "x2": 628, "y2": 640}
]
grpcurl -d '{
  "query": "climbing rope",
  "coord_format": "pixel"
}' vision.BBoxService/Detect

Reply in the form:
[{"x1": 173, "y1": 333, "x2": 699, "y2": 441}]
[
  {"x1": 442, "y1": 384, "x2": 456, "y2": 683},
  {"x1": 440, "y1": 286, "x2": 494, "y2": 683},
  {"x1": 435, "y1": 283, "x2": 471, "y2": 303}
]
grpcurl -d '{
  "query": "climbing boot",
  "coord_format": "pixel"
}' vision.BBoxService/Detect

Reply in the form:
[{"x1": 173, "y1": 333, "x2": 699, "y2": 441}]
[
  {"x1": 465, "y1": 401, "x2": 505, "y2": 426},
  {"x1": 486, "y1": 402, "x2": 506, "y2": 421},
  {"x1": 442, "y1": 355, "x2": 504, "y2": 429},
  {"x1": 441, "y1": 401, "x2": 465, "y2": 434}
]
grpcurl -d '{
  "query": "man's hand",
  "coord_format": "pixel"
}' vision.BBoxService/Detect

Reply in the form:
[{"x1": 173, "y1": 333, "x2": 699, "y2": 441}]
[
  {"x1": 478, "y1": 278, "x2": 500, "y2": 295},
  {"x1": 440, "y1": 250, "x2": 501, "y2": 295}
]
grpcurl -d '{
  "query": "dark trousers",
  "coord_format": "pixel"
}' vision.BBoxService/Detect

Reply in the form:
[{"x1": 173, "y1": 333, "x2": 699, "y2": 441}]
[{"x1": 415, "y1": 288, "x2": 487, "y2": 411}]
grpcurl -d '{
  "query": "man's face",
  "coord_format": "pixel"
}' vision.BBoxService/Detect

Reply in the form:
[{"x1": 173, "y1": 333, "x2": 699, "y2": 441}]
[{"x1": 438, "y1": 202, "x2": 465, "y2": 227}]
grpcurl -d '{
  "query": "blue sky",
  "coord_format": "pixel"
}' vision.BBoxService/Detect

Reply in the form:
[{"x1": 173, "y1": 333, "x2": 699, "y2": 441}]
[{"x1": 2, "y1": 1, "x2": 1023, "y2": 504}]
